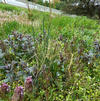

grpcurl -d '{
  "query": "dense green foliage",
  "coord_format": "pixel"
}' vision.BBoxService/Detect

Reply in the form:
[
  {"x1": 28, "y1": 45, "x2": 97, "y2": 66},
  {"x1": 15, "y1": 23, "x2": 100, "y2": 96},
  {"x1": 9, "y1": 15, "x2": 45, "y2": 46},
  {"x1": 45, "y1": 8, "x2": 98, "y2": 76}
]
[{"x1": 0, "y1": 3, "x2": 100, "y2": 101}]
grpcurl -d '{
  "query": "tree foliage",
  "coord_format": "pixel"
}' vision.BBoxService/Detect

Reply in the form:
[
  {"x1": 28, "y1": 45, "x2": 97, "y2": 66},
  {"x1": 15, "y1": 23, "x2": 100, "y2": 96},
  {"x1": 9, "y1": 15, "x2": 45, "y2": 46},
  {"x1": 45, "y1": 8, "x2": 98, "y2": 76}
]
[{"x1": 63, "y1": 0, "x2": 100, "y2": 18}]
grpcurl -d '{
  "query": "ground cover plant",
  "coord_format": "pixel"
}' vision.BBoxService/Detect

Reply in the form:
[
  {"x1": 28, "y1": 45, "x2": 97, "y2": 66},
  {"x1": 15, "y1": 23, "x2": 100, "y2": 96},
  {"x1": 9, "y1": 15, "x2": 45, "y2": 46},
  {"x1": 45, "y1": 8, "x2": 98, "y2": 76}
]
[{"x1": 0, "y1": 3, "x2": 100, "y2": 101}]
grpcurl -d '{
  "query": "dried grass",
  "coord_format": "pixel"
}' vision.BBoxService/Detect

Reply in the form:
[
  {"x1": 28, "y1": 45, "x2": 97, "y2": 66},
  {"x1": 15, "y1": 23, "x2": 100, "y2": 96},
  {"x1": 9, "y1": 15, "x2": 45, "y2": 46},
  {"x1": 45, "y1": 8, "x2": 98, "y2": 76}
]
[{"x1": 0, "y1": 10, "x2": 40, "y2": 27}]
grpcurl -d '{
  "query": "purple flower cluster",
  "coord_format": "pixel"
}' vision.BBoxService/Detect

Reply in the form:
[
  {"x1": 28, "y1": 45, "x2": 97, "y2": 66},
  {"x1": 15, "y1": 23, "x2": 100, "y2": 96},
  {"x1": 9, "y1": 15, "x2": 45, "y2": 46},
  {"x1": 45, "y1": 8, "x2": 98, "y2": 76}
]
[
  {"x1": 12, "y1": 76, "x2": 33, "y2": 100},
  {"x1": 0, "y1": 76, "x2": 33, "y2": 101},
  {"x1": 0, "y1": 83, "x2": 9, "y2": 94},
  {"x1": 12, "y1": 86, "x2": 24, "y2": 101}
]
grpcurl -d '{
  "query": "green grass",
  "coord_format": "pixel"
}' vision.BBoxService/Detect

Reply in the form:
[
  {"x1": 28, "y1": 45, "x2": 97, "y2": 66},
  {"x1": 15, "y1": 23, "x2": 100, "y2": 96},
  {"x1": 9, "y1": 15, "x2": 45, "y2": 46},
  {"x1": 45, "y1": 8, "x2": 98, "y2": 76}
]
[
  {"x1": 0, "y1": 11, "x2": 100, "y2": 41},
  {"x1": 0, "y1": 21, "x2": 35, "y2": 39},
  {"x1": 0, "y1": 4, "x2": 100, "y2": 101},
  {"x1": 0, "y1": 5, "x2": 99, "y2": 45},
  {"x1": 0, "y1": 3, "x2": 23, "y2": 12},
  {"x1": 0, "y1": 3, "x2": 50, "y2": 22},
  {"x1": 0, "y1": 3, "x2": 51, "y2": 39}
]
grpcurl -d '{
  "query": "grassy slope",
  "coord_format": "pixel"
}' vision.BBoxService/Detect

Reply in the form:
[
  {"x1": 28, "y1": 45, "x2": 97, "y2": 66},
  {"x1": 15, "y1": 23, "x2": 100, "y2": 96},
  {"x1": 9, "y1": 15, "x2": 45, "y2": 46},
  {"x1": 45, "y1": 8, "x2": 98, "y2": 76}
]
[
  {"x1": 0, "y1": 3, "x2": 100, "y2": 39},
  {"x1": 0, "y1": 3, "x2": 100, "y2": 101},
  {"x1": 0, "y1": 3, "x2": 49, "y2": 38}
]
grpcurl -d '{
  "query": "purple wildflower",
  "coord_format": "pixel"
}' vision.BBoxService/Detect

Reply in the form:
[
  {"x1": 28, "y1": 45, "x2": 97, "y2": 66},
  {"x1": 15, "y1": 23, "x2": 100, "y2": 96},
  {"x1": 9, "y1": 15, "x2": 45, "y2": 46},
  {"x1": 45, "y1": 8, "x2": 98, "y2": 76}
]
[
  {"x1": 12, "y1": 86, "x2": 24, "y2": 101},
  {"x1": 0, "y1": 83, "x2": 9, "y2": 94},
  {"x1": 24, "y1": 76, "x2": 33, "y2": 93}
]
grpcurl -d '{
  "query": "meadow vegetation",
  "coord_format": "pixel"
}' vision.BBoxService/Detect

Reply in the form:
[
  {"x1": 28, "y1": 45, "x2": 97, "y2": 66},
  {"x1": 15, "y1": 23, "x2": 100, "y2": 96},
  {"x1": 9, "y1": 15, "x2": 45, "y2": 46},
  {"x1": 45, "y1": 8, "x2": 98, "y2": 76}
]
[{"x1": 0, "y1": 3, "x2": 100, "y2": 101}]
